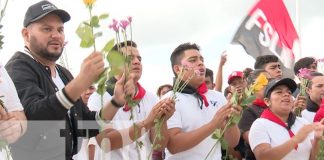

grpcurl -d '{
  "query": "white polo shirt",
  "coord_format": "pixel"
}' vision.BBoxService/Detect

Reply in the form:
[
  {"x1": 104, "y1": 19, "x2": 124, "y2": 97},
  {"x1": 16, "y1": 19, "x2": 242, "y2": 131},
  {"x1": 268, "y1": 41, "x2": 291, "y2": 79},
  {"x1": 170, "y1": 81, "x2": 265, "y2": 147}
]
[
  {"x1": 87, "y1": 90, "x2": 158, "y2": 160},
  {"x1": 0, "y1": 63, "x2": 24, "y2": 159},
  {"x1": 301, "y1": 110, "x2": 316, "y2": 123},
  {"x1": 72, "y1": 92, "x2": 113, "y2": 160},
  {"x1": 88, "y1": 91, "x2": 112, "y2": 111},
  {"x1": 249, "y1": 117, "x2": 313, "y2": 160},
  {"x1": 164, "y1": 90, "x2": 227, "y2": 160},
  {"x1": 0, "y1": 63, "x2": 24, "y2": 112}
]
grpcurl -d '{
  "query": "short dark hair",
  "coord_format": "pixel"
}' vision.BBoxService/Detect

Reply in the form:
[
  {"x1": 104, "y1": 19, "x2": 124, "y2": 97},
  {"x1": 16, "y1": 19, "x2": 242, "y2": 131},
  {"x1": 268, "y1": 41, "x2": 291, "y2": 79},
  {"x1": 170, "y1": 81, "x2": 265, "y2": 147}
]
[
  {"x1": 243, "y1": 67, "x2": 253, "y2": 79},
  {"x1": 224, "y1": 86, "x2": 231, "y2": 97},
  {"x1": 308, "y1": 72, "x2": 324, "y2": 88},
  {"x1": 112, "y1": 40, "x2": 137, "y2": 51},
  {"x1": 170, "y1": 42, "x2": 200, "y2": 76},
  {"x1": 294, "y1": 57, "x2": 316, "y2": 75},
  {"x1": 254, "y1": 55, "x2": 279, "y2": 69},
  {"x1": 156, "y1": 84, "x2": 173, "y2": 97},
  {"x1": 247, "y1": 69, "x2": 266, "y2": 85},
  {"x1": 205, "y1": 68, "x2": 214, "y2": 83}
]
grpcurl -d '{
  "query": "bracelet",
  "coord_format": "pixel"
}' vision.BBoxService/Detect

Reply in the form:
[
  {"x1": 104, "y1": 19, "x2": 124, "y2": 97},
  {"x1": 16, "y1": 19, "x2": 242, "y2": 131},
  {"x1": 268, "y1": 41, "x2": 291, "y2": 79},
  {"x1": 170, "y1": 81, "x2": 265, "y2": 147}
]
[{"x1": 110, "y1": 99, "x2": 124, "y2": 108}]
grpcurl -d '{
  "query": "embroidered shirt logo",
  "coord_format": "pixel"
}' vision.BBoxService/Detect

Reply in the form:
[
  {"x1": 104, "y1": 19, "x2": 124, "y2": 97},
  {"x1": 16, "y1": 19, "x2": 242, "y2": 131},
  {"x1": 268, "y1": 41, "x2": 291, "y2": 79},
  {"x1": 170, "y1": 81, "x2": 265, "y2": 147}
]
[{"x1": 210, "y1": 101, "x2": 218, "y2": 107}]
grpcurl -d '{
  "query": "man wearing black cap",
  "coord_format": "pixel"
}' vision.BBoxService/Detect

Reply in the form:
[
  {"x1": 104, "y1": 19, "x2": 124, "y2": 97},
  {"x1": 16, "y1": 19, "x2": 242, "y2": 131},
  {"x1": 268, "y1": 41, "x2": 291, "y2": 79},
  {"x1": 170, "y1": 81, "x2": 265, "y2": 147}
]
[{"x1": 5, "y1": 1, "x2": 134, "y2": 159}]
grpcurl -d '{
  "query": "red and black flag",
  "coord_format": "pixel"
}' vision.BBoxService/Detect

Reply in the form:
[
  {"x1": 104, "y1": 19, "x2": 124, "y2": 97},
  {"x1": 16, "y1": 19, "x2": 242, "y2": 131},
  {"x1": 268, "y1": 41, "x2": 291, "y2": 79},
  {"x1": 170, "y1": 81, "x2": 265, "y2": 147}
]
[{"x1": 232, "y1": 0, "x2": 299, "y2": 78}]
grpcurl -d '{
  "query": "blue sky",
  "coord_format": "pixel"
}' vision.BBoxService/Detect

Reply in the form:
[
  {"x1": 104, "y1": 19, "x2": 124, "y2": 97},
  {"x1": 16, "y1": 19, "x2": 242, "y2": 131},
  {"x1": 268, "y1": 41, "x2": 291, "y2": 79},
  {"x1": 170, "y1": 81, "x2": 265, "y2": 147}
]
[{"x1": 2, "y1": 0, "x2": 324, "y2": 93}]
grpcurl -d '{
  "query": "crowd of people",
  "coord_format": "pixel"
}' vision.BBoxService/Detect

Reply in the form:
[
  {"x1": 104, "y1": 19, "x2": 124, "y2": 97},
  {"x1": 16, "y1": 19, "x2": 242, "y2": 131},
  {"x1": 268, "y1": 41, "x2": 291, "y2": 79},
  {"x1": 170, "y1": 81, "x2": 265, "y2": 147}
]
[{"x1": 1, "y1": 0, "x2": 324, "y2": 160}]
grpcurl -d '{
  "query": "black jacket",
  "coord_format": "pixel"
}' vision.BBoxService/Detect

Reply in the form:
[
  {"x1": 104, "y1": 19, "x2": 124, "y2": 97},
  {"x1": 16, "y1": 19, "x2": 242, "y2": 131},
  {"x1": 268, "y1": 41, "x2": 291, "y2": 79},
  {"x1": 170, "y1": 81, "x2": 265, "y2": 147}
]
[{"x1": 6, "y1": 51, "x2": 99, "y2": 160}]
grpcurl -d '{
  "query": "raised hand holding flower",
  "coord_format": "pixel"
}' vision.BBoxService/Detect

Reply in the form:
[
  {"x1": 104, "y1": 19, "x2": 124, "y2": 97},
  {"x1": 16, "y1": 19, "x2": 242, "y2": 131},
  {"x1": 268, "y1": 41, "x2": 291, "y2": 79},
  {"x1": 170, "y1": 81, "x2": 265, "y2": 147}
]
[
  {"x1": 206, "y1": 73, "x2": 267, "y2": 160},
  {"x1": 77, "y1": 0, "x2": 117, "y2": 98},
  {"x1": 295, "y1": 68, "x2": 312, "y2": 116},
  {"x1": 147, "y1": 60, "x2": 196, "y2": 160}
]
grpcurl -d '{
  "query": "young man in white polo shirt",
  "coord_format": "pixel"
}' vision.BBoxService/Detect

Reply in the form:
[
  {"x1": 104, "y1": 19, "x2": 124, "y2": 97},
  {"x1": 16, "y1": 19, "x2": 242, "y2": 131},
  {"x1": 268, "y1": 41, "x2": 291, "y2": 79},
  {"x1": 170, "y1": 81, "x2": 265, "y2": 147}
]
[
  {"x1": 301, "y1": 72, "x2": 324, "y2": 122},
  {"x1": 164, "y1": 42, "x2": 241, "y2": 160},
  {"x1": 88, "y1": 41, "x2": 175, "y2": 160}
]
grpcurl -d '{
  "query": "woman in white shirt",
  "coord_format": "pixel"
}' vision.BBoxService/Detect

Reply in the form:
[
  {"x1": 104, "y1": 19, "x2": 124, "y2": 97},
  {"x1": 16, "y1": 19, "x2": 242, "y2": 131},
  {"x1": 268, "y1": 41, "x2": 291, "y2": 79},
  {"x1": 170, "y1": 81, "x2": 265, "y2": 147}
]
[{"x1": 249, "y1": 78, "x2": 324, "y2": 160}]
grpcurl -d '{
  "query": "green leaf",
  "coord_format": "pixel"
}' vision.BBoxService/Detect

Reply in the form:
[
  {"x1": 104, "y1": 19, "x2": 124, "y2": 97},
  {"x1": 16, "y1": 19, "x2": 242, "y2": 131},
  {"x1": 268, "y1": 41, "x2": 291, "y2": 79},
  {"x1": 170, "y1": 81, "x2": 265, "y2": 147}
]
[
  {"x1": 108, "y1": 68, "x2": 121, "y2": 78},
  {"x1": 106, "y1": 77, "x2": 115, "y2": 91},
  {"x1": 318, "y1": 140, "x2": 324, "y2": 158},
  {"x1": 82, "y1": 21, "x2": 91, "y2": 26},
  {"x1": 212, "y1": 129, "x2": 222, "y2": 139},
  {"x1": 96, "y1": 74, "x2": 108, "y2": 95},
  {"x1": 125, "y1": 55, "x2": 133, "y2": 64},
  {"x1": 95, "y1": 68, "x2": 111, "y2": 95},
  {"x1": 231, "y1": 114, "x2": 241, "y2": 124},
  {"x1": 127, "y1": 99, "x2": 140, "y2": 107},
  {"x1": 107, "y1": 50, "x2": 125, "y2": 76},
  {"x1": 220, "y1": 138, "x2": 228, "y2": 149},
  {"x1": 107, "y1": 50, "x2": 125, "y2": 64},
  {"x1": 245, "y1": 87, "x2": 253, "y2": 97},
  {"x1": 241, "y1": 95, "x2": 256, "y2": 106},
  {"x1": 80, "y1": 39, "x2": 94, "y2": 48},
  {"x1": 137, "y1": 140, "x2": 144, "y2": 148},
  {"x1": 76, "y1": 24, "x2": 94, "y2": 48},
  {"x1": 101, "y1": 38, "x2": 115, "y2": 53},
  {"x1": 230, "y1": 91, "x2": 238, "y2": 105},
  {"x1": 99, "y1": 13, "x2": 109, "y2": 19},
  {"x1": 96, "y1": 83, "x2": 106, "y2": 95},
  {"x1": 90, "y1": 16, "x2": 100, "y2": 28}
]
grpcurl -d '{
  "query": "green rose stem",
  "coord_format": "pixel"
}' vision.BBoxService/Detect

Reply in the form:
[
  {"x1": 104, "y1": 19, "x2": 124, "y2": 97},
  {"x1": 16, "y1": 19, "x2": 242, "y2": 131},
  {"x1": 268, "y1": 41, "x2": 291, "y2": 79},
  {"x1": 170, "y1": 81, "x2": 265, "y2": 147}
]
[
  {"x1": 88, "y1": 5, "x2": 96, "y2": 51},
  {"x1": 205, "y1": 117, "x2": 233, "y2": 160}
]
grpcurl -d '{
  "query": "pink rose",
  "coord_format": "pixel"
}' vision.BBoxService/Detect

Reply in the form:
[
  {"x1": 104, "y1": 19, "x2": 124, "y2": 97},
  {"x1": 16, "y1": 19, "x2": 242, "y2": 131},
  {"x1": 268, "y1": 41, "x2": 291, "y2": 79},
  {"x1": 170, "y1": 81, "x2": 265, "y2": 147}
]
[
  {"x1": 109, "y1": 19, "x2": 119, "y2": 32},
  {"x1": 127, "y1": 16, "x2": 132, "y2": 23},
  {"x1": 119, "y1": 20, "x2": 129, "y2": 30}
]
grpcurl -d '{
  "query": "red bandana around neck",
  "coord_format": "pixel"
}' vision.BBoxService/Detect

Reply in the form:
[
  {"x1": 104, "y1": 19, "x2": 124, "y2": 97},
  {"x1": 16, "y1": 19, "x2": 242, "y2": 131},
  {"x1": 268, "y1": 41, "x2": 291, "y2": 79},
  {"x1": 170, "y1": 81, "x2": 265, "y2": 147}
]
[
  {"x1": 197, "y1": 82, "x2": 209, "y2": 107},
  {"x1": 123, "y1": 83, "x2": 146, "y2": 112},
  {"x1": 252, "y1": 98, "x2": 267, "y2": 108},
  {"x1": 260, "y1": 109, "x2": 298, "y2": 150}
]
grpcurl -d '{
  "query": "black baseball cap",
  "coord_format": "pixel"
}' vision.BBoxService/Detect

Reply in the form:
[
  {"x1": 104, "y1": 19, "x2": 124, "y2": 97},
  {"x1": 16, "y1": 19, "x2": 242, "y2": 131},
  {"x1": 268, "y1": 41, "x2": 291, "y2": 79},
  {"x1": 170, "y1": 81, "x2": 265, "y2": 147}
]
[
  {"x1": 264, "y1": 78, "x2": 297, "y2": 98},
  {"x1": 23, "y1": 0, "x2": 71, "y2": 27}
]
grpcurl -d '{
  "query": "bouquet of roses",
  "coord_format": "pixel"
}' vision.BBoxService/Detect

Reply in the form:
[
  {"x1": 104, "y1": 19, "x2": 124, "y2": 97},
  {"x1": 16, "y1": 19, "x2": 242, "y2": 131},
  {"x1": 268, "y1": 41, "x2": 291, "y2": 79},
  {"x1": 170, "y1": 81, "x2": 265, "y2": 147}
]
[
  {"x1": 205, "y1": 73, "x2": 268, "y2": 160},
  {"x1": 148, "y1": 61, "x2": 197, "y2": 159},
  {"x1": 108, "y1": 17, "x2": 149, "y2": 159},
  {"x1": 295, "y1": 68, "x2": 312, "y2": 116},
  {"x1": 78, "y1": 0, "x2": 148, "y2": 157}
]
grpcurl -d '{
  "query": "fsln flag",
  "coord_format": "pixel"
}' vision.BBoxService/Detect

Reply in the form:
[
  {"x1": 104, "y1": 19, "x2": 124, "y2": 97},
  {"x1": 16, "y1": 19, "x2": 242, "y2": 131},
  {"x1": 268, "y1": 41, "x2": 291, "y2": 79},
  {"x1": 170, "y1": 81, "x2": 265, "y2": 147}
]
[{"x1": 232, "y1": 0, "x2": 299, "y2": 78}]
